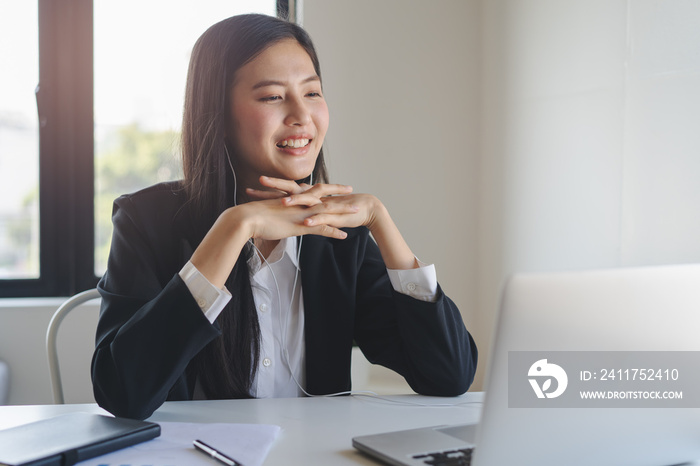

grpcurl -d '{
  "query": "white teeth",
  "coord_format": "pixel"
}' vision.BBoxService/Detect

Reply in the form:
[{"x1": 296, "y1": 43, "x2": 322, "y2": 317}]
[{"x1": 278, "y1": 138, "x2": 310, "y2": 148}]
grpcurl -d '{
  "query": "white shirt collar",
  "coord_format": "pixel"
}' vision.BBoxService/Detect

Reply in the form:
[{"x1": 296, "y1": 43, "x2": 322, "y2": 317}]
[{"x1": 247, "y1": 237, "x2": 301, "y2": 275}]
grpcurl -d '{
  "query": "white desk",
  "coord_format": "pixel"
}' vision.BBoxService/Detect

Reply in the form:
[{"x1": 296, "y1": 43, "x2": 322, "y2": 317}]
[{"x1": 0, "y1": 393, "x2": 484, "y2": 465}]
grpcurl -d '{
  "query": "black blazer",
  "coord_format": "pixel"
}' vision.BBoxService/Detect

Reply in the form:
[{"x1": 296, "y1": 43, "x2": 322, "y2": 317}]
[{"x1": 91, "y1": 182, "x2": 477, "y2": 420}]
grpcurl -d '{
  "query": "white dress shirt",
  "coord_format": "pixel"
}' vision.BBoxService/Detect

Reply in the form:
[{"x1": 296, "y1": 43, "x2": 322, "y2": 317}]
[{"x1": 179, "y1": 237, "x2": 438, "y2": 398}]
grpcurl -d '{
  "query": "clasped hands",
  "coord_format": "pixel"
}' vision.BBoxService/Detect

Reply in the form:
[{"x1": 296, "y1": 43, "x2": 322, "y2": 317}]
[
  {"x1": 192, "y1": 175, "x2": 413, "y2": 286},
  {"x1": 240, "y1": 175, "x2": 385, "y2": 241}
]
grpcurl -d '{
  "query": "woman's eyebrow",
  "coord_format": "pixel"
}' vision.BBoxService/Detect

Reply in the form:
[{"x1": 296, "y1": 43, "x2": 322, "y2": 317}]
[{"x1": 252, "y1": 75, "x2": 320, "y2": 90}]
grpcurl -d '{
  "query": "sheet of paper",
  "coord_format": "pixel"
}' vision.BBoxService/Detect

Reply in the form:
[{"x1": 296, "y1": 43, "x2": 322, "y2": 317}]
[{"x1": 79, "y1": 421, "x2": 281, "y2": 466}]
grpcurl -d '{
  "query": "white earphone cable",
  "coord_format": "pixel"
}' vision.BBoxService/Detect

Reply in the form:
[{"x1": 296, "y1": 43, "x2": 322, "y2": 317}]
[{"x1": 224, "y1": 145, "x2": 239, "y2": 207}]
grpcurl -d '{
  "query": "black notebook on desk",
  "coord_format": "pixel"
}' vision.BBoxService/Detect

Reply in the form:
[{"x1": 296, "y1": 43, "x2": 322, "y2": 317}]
[{"x1": 0, "y1": 412, "x2": 160, "y2": 466}]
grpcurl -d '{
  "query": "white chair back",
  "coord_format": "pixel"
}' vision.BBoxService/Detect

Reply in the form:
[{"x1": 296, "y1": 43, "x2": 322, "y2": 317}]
[{"x1": 46, "y1": 288, "x2": 101, "y2": 404}]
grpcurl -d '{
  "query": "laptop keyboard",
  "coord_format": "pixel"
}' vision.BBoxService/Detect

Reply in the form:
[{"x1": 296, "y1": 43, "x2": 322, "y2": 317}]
[{"x1": 412, "y1": 447, "x2": 474, "y2": 465}]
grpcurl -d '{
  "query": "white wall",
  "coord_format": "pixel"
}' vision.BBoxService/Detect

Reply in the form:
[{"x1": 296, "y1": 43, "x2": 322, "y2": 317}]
[
  {"x1": 478, "y1": 0, "x2": 700, "y2": 388},
  {"x1": 0, "y1": 299, "x2": 98, "y2": 404},
  {"x1": 485, "y1": 0, "x2": 700, "y2": 274}
]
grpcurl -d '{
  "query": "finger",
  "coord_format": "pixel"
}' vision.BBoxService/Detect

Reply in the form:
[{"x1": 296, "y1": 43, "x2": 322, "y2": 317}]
[
  {"x1": 282, "y1": 192, "x2": 324, "y2": 207},
  {"x1": 246, "y1": 188, "x2": 287, "y2": 200},
  {"x1": 303, "y1": 210, "x2": 360, "y2": 228},
  {"x1": 259, "y1": 176, "x2": 306, "y2": 194},
  {"x1": 304, "y1": 223, "x2": 348, "y2": 240},
  {"x1": 303, "y1": 202, "x2": 361, "y2": 224},
  {"x1": 283, "y1": 184, "x2": 353, "y2": 206},
  {"x1": 304, "y1": 183, "x2": 354, "y2": 197},
  {"x1": 307, "y1": 201, "x2": 360, "y2": 215}
]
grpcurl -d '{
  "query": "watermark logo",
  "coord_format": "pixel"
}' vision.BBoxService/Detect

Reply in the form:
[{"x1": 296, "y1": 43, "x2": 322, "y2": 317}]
[
  {"x1": 510, "y1": 352, "x2": 696, "y2": 408},
  {"x1": 528, "y1": 359, "x2": 568, "y2": 399}
]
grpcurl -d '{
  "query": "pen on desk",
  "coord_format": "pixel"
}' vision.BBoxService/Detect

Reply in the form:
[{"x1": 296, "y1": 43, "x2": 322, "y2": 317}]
[{"x1": 193, "y1": 439, "x2": 245, "y2": 466}]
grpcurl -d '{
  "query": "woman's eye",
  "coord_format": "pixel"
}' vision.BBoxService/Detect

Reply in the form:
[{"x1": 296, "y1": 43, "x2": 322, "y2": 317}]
[
  {"x1": 260, "y1": 95, "x2": 282, "y2": 102},
  {"x1": 307, "y1": 92, "x2": 322, "y2": 98}
]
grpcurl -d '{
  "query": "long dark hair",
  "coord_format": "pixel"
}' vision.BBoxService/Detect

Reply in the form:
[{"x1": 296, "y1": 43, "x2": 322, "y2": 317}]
[{"x1": 181, "y1": 14, "x2": 328, "y2": 399}]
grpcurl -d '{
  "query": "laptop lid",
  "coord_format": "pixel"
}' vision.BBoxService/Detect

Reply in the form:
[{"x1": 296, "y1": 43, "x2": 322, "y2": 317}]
[{"x1": 473, "y1": 263, "x2": 700, "y2": 466}]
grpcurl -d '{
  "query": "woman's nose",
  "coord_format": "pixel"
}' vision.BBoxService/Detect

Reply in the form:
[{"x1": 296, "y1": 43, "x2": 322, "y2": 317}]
[{"x1": 284, "y1": 97, "x2": 312, "y2": 126}]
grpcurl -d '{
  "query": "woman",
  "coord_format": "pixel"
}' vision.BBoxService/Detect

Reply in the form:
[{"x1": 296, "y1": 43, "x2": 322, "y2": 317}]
[{"x1": 92, "y1": 13, "x2": 477, "y2": 420}]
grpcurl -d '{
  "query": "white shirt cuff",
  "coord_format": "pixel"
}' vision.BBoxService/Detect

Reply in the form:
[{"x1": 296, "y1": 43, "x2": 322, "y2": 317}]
[
  {"x1": 387, "y1": 259, "x2": 438, "y2": 303},
  {"x1": 178, "y1": 261, "x2": 232, "y2": 324}
]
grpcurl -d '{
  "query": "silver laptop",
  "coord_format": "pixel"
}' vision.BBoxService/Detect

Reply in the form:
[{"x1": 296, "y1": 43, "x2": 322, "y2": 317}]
[{"x1": 353, "y1": 263, "x2": 700, "y2": 466}]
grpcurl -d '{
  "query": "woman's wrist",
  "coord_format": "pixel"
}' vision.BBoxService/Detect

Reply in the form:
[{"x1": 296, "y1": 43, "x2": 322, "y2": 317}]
[
  {"x1": 190, "y1": 205, "x2": 254, "y2": 288},
  {"x1": 229, "y1": 203, "x2": 257, "y2": 240},
  {"x1": 364, "y1": 195, "x2": 388, "y2": 233},
  {"x1": 365, "y1": 198, "x2": 418, "y2": 270}
]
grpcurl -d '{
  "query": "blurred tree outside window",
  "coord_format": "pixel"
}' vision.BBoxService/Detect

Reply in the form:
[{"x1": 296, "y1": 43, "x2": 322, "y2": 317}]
[
  {"x1": 94, "y1": 0, "x2": 276, "y2": 276},
  {"x1": 0, "y1": 1, "x2": 40, "y2": 279}
]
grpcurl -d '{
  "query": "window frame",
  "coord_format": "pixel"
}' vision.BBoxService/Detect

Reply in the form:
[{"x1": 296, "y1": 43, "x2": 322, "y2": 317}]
[{"x1": 0, "y1": 0, "x2": 290, "y2": 297}]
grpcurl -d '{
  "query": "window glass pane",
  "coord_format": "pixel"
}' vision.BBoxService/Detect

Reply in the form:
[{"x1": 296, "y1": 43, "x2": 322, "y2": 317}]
[
  {"x1": 94, "y1": 0, "x2": 277, "y2": 276},
  {"x1": 0, "y1": 1, "x2": 40, "y2": 279}
]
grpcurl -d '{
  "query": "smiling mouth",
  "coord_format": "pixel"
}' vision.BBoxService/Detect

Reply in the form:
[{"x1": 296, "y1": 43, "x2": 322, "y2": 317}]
[{"x1": 276, "y1": 138, "x2": 311, "y2": 148}]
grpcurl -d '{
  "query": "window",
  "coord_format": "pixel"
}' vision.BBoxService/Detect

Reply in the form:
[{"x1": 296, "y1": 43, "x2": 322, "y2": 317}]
[
  {"x1": 0, "y1": 1, "x2": 40, "y2": 280},
  {"x1": 0, "y1": 0, "x2": 286, "y2": 297}
]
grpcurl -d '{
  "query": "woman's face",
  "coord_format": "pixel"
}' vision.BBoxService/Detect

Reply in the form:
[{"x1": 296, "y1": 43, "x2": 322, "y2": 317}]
[{"x1": 227, "y1": 38, "x2": 329, "y2": 187}]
